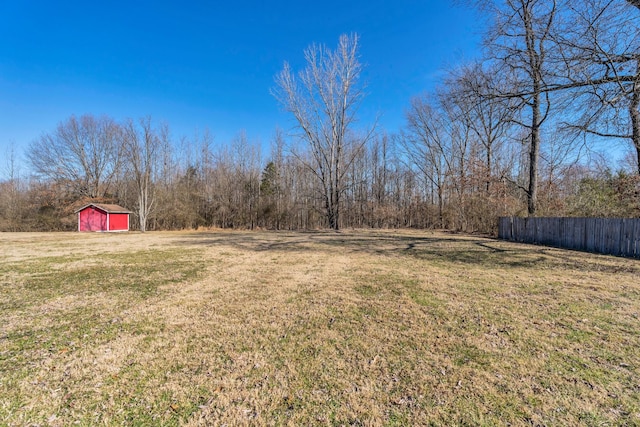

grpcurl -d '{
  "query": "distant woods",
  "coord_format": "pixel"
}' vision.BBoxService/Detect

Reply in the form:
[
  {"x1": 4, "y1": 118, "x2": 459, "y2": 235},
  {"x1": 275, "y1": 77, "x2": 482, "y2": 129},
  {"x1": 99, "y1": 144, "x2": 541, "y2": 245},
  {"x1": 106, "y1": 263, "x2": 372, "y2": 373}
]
[{"x1": 1, "y1": 1, "x2": 639, "y2": 232}]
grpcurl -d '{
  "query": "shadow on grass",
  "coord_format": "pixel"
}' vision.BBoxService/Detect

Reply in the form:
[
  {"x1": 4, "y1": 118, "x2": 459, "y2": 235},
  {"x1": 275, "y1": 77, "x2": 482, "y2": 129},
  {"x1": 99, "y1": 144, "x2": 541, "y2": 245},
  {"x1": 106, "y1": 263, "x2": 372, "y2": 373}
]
[{"x1": 170, "y1": 230, "x2": 640, "y2": 273}]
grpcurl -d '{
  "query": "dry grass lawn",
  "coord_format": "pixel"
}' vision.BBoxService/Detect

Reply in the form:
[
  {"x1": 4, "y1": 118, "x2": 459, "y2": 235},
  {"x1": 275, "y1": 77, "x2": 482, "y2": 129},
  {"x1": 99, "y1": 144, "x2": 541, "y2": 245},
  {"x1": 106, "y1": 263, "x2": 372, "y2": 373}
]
[{"x1": 1, "y1": 230, "x2": 639, "y2": 426}]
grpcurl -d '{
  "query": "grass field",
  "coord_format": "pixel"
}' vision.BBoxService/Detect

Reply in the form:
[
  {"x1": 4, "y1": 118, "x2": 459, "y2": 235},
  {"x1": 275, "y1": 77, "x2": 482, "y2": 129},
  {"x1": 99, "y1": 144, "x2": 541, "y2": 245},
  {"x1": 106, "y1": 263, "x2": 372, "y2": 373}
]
[{"x1": 1, "y1": 230, "x2": 639, "y2": 426}]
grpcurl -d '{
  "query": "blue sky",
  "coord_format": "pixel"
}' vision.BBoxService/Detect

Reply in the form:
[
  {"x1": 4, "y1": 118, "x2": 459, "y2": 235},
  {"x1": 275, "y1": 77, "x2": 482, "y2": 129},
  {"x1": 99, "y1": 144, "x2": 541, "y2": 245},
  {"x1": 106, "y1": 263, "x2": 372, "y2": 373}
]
[{"x1": 0, "y1": 1, "x2": 482, "y2": 175}]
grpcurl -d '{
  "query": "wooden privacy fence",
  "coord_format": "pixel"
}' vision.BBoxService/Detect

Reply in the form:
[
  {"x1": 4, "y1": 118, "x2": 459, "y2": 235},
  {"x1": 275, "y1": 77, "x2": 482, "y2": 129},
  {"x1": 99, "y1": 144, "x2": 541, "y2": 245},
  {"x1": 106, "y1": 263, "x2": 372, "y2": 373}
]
[{"x1": 498, "y1": 217, "x2": 640, "y2": 258}]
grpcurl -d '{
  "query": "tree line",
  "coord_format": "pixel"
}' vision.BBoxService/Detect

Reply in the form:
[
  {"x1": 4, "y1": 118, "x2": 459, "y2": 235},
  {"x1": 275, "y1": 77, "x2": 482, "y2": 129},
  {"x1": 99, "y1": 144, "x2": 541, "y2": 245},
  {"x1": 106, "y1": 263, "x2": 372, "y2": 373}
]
[{"x1": 1, "y1": 0, "x2": 639, "y2": 233}]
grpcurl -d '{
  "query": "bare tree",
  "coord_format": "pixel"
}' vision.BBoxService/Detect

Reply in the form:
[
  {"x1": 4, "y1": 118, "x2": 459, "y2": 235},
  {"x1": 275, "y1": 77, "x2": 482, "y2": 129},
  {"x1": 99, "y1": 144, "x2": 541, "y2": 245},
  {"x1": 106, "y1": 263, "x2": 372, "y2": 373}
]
[
  {"x1": 123, "y1": 117, "x2": 164, "y2": 232},
  {"x1": 369, "y1": 134, "x2": 394, "y2": 227},
  {"x1": 273, "y1": 33, "x2": 374, "y2": 230},
  {"x1": 402, "y1": 96, "x2": 450, "y2": 228},
  {"x1": 451, "y1": 62, "x2": 516, "y2": 193},
  {"x1": 0, "y1": 144, "x2": 25, "y2": 231},
  {"x1": 232, "y1": 130, "x2": 262, "y2": 229},
  {"x1": 260, "y1": 129, "x2": 289, "y2": 229},
  {"x1": 27, "y1": 115, "x2": 122, "y2": 198},
  {"x1": 482, "y1": 0, "x2": 560, "y2": 215},
  {"x1": 556, "y1": 0, "x2": 640, "y2": 174}
]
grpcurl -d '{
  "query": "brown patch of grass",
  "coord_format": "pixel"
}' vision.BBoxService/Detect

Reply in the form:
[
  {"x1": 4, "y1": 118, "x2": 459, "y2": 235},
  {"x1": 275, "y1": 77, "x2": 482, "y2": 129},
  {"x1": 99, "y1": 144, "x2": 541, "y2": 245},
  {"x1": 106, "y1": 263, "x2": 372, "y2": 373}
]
[{"x1": 1, "y1": 230, "x2": 639, "y2": 425}]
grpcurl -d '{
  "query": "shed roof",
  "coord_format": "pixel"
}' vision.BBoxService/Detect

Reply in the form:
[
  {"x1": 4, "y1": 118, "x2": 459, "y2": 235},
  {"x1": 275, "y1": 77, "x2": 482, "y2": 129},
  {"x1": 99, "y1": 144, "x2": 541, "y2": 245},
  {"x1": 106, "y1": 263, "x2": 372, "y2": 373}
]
[{"x1": 75, "y1": 203, "x2": 131, "y2": 214}]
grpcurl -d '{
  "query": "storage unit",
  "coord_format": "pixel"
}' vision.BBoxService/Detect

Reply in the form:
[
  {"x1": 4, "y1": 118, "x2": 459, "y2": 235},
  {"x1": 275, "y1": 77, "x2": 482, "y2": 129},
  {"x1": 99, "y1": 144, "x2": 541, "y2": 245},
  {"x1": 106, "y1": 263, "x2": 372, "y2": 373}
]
[{"x1": 76, "y1": 203, "x2": 131, "y2": 232}]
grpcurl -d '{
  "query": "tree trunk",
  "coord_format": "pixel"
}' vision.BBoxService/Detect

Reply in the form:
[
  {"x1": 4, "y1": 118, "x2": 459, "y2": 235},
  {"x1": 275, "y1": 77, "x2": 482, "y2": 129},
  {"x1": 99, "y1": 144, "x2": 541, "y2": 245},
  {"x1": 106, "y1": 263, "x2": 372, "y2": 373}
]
[
  {"x1": 529, "y1": 91, "x2": 541, "y2": 216},
  {"x1": 437, "y1": 184, "x2": 444, "y2": 229},
  {"x1": 486, "y1": 145, "x2": 492, "y2": 194},
  {"x1": 524, "y1": 3, "x2": 544, "y2": 217},
  {"x1": 326, "y1": 187, "x2": 340, "y2": 230},
  {"x1": 631, "y1": 68, "x2": 640, "y2": 176}
]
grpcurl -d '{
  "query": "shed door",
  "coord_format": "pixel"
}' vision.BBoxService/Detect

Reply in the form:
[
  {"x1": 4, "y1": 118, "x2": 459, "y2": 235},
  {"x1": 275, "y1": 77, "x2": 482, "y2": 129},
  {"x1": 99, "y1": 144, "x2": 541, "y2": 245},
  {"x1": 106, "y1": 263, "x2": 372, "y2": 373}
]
[
  {"x1": 80, "y1": 207, "x2": 107, "y2": 231},
  {"x1": 109, "y1": 213, "x2": 129, "y2": 231}
]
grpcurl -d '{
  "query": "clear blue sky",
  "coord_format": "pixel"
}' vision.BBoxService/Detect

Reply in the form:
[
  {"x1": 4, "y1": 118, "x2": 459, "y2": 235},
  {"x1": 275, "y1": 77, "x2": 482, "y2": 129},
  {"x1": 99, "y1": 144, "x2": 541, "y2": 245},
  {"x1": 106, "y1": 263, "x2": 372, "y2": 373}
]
[{"x1": 0, "y1": 1, "x2": 482, "y2": 175}]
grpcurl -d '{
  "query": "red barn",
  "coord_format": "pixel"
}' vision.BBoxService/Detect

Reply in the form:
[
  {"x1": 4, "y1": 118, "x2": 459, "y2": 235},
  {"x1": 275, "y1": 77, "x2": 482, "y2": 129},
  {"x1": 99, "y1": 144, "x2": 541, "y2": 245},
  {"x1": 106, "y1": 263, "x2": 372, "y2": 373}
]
[{"x1": 76, "y1": 203, "x2": 131, "y2": 232}]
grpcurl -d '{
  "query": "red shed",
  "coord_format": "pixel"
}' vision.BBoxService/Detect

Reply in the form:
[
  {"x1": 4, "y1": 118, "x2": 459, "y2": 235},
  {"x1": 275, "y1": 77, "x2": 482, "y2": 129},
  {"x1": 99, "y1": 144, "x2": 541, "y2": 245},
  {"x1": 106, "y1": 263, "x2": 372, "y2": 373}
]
[{"x1": 75, "y1": 203, "x2": 131, "y2": 232}]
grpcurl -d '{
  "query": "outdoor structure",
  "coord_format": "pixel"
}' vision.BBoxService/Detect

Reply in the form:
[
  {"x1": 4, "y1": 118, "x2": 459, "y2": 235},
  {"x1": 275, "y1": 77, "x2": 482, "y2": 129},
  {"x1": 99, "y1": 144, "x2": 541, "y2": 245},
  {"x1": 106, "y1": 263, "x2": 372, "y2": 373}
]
[
  {"x1": 499, "y1": 216, "x2": 640, "y2": 259},
  {"x1": 76, "y1": 203, "x2": 131, "y2": 232}
]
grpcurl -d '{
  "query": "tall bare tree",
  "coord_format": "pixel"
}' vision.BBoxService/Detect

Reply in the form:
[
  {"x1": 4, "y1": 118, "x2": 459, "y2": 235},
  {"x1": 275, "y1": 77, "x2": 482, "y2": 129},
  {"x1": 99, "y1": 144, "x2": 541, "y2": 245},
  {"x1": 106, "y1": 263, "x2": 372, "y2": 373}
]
[
  {"x1": 27, "y1": 115, "x2": 122, "y2": 198},
  {"x1": 273, "y1": 33, "x2": 374, "y2": 230},
  {"x1": 123, "y1": 117, "x2": 164, "y2": 232},
  {"x1": 403, "y1": 96, "x2": 450, "y2": 228},
  {"x1": 482, "y1": 0, "x2": 560, "y2": 215},
  {"x1": 369, "y1": 134, "x2": 394, "y2": 227}
]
